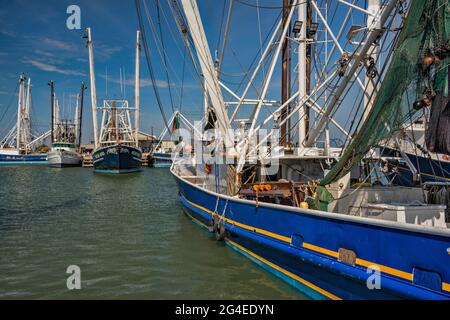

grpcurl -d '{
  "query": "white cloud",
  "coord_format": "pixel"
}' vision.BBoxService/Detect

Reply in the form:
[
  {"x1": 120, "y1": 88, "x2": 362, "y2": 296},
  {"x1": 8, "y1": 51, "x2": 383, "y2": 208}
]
[
  {"x1": 98, "y1": 74, "x2": 171, "y2": 88},
  {"x1": 28, "y1": 60, "x2": 85, "y2": 76},
  {"x1": 41, "y1": 38, "x2": 75, "y2": 51}
]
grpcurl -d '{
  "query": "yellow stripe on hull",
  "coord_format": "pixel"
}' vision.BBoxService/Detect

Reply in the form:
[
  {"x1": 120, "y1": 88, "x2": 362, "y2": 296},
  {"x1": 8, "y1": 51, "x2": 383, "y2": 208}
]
[{"x1": 181, "y1": 194, "x2": 450, "y2": 293}]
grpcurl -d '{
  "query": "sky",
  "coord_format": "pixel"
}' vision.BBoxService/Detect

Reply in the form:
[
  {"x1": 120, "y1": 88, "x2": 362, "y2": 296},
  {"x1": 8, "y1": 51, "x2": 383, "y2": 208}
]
[{"x1": 0, "y1": 0, "x2": 376, "y2": 145}]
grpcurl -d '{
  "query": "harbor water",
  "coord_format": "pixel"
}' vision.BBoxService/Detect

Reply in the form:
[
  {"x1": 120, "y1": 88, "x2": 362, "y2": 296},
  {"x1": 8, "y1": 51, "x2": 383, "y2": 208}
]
[{"x1": 0, "y1": 167, "x2": 306, "y2": 299}]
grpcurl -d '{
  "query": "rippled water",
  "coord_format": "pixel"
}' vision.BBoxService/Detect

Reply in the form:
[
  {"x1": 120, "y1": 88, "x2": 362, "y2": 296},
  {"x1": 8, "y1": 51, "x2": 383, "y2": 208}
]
[{"x1": 0, "y1": 167, "x2": 306, "y2": 299}]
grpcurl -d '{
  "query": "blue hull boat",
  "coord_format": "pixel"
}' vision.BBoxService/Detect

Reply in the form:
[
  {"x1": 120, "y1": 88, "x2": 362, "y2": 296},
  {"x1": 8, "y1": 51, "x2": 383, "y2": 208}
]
[
  {"x1": 149, "y1": 152, "x2": 172, "y2": 168},
  {"x1": 0, "y1": 153, "x2": 47, "y2": 165},
  {"x1": 172, "y1": 167, "x2": 450, "y2": 300},
  {"x1": 92, "y1": 144, "x2": 142, "y2": 173}
]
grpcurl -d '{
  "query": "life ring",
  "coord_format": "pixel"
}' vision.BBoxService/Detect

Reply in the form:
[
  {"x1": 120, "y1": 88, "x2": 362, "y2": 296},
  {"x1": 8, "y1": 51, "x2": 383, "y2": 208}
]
[
  {"x1": 444, "y1": 154, "x2": 450, "y2": 161},
  {"x1": 205, "y1": 163, "x2": 212, "y2": 174},
  {"x1": 215, "y1": 222, "x2": 226, "y2": 241}
]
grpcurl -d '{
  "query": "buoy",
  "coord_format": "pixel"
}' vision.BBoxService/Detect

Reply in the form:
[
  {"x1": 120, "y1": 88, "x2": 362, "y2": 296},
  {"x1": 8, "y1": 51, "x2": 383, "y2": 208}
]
[
  {"x1": 252, "y1": 184, "x2": 259, "y2": 192},
  {"x1": 300, "y1": 202, "x2": 309, "y2": 209},
  {"x1": 423, "y1": 56, "x2": 435, "y2": 66},
  {"x1": 264, "y1": 184, "x2": 272, "y2": 191},
  {"x1": 259, "y1": 184, "x2": 265, "y2": 191},
  {"x1": 423, "y1": 98, "x2": 432, "y2": 106}
]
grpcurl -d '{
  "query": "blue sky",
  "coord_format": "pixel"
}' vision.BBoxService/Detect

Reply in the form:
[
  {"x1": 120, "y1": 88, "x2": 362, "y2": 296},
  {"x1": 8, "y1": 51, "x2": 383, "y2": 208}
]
[
  {"x1": 0, "y1": 0, "x2": 284, "y2": 142},
  {"x1": 0, "y1": 0, "x2": 372, "y2": 144}
]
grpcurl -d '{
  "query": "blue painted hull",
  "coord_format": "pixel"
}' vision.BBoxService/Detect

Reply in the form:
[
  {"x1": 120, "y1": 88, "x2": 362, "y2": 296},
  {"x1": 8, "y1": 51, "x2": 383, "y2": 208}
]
[
  {"x1": 92, "y1": 145, "x2": 142, "y2": 173},
  {"x1": 148, "y1": 152, "x2": 172, "y2": 168},
  {"x1": 383, "y1": 148, "x2": 450, "y2": 186},
  {"x1": 0, "y1": 153, "x2": 47, "y2": 165},
  {"x1": 172, "y1": 169, "x2": 450, "y2": 300}
]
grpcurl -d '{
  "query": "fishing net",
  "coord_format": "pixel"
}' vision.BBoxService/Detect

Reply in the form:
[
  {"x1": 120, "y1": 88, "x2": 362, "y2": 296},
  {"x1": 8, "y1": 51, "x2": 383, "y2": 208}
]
[{"x1": 317, "y1": 0, "x2": 450, "y2": 209}]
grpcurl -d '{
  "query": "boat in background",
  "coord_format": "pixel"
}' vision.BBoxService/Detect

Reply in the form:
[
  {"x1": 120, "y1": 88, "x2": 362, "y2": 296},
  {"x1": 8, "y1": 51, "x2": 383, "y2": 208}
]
[
  {"x1": 148, "y1": 111, "x2": 195, "y2": 168},
  {"x1": 47, "y1": 81, "x2": 84, "y2": 168},
  {"x1": 85, "y1": 28, "x2": 142, "y2": 173},
  {"x1": 0, "y1": 73, "x2": 49, "y2": 165}
]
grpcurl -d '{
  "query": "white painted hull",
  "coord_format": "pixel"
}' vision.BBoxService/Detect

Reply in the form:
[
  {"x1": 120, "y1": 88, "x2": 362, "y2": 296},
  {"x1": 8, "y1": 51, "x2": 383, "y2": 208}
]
[{"x1": 48, "y1": 149, "x2": 83, "y2": 167}]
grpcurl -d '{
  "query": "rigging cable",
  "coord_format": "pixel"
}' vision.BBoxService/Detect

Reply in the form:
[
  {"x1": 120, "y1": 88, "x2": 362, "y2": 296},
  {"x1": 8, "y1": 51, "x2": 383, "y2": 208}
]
[
  {"x1": 135, "y1": 0, "x2": 170, "y2": 132},
  {"x1": 0, "y1": 82, "x2": 19, "y2": 127},
  {"x1": 155, "y1": 0, "x2": 176, "y2": 113},
  {"x1": 179, "y1": 45, "x2": 187, "y2": 112},
  {"x1": 235, "y1": 0, "x2": 307, "y2": 9}
]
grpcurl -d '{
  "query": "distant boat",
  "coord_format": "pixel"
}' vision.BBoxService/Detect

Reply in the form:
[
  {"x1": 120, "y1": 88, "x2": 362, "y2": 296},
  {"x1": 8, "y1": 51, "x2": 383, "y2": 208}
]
[
  {"x1": 0, "y1": 149, "x2": 47, "y2": 165},
  {"x1": 48, "y1": 142, "x2": 83, "y2": 168},
  {"x1": 47, "y1": 81, "x2": 84, "y2": 168},
  {"x1": 0, "y1": 73, "x2": 48, "y2": 165},
  {"x1": 148, "y1": 111, "x2": 195, "y2": 168},
  {"x1": 84, "y1": 28, "x2": 142, "y2": 173},
  {"x1": 92, "y1": 143, "x2": 142, "y2": 173},
  {"x1": 148, "y1": 151, "x2": 173, "y2": 168}
]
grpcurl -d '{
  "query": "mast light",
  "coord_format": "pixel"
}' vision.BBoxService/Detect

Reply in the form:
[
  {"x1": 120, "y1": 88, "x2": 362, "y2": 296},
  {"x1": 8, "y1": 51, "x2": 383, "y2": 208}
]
[
  {"x1": 308, "y1": 22, "x2": 319, "y2": 37},
  {"x1": 292, "y1": 21, "x2": 303, "y2": 35}
]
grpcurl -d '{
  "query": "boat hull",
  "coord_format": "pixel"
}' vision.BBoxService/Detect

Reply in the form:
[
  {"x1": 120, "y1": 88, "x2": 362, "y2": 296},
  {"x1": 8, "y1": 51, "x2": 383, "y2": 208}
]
[
  {"x1": 172, "y1": 168, "x2": 450, "y2": 300},
  {"x1": 0, "y1": 153, "x2": 47, "y2": 165},
  {"x1": 92, "y1": 144, "x2": 142, "y2": 173},
  {"x1": 48, "y1": 150, "x2": 83, "y2": 167},
  {"x1": 148, "y1": 152, "x2": 172, "y2": 168}
]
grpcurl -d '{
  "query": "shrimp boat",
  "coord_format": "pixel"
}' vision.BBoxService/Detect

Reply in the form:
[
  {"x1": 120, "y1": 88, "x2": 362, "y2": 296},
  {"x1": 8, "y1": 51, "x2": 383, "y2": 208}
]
[
  {"x1": 84, "y1": 28, "x2": 142, "y2": 173},
  {"x1": 47, "y1": 81, "x2": 84, "y2": 167},
  {"x1": 159, "y1": 0, "x2": 450, "y2": 299},
  {"x1": 0, "y1": 73, "x2": 49, "y2": 165}
]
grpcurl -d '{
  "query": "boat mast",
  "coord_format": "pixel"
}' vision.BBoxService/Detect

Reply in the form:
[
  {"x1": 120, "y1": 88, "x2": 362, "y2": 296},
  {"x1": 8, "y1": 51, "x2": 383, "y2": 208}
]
[
  {"x1": 364, "y1": 0, "x2": 380, "y2": 120},
  {"x1": 74, "y1": 94, "x2": 79, "y2": 144},
  {"x1": 85, "y1": 28, "x2": 99, "y2": 149},
  {"x1": 135, "y1": 30, "x2": 140, "y2": 148},
  {"x1": 78, "y1": 82, "x2": 86, "y2": 148},
  {"x1": 49, "y1": 80, "x2": 55, "y2": 143},
  {"x1": 280, "y1": 0, "x2": 291, "y2": 147},
  {"x1": 297, "y1": 0, "x2": 308, "y2": 152},
  {"x1": 24, "y1": 77, "x2": 31, "y2": 147},
  {"x1": 16, "y1": 73, "x2": 25, "y2": 149}
]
